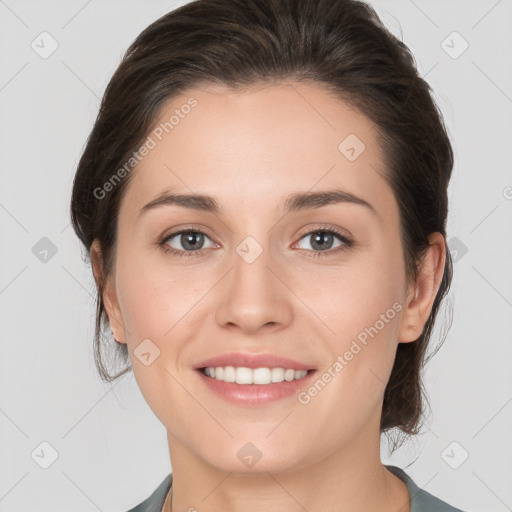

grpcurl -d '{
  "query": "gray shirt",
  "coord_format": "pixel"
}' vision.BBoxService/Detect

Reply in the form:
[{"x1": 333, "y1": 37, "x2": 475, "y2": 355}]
[{"x1": 126, "y1": 464, "x2": 466, "y2": 511}]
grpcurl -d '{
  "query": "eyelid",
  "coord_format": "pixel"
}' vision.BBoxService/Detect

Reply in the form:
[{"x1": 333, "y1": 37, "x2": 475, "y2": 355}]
[
  {"x1": 294, "y1": 223, "x2": 352, "y2": 243},
  {"x1": 160, "y1": 223, "x2": 216, "y2": 241},
  {"x1": 292, "y1": 225, "x2": 354, "y2": 255},
  {"x1": 159, "y1": 224, "x2": 218, "y2": 249},
  {"x1": 158, "y1": 223, "x2": 354, "y2": 258}
]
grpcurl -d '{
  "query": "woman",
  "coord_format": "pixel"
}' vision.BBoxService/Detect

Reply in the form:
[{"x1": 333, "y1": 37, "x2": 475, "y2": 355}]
[{"x1": 70, "y1": 0, "x2": 466, "y2": 510}]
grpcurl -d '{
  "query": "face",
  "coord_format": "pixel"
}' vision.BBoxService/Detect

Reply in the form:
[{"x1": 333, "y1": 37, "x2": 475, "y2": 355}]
[{"x1": 95, "y1": 81, "x2": 438, "y2": 475}]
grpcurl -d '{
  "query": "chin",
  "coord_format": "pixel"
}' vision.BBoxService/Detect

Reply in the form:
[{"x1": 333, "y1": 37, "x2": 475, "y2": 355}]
[
  {"x1": 196, "y1": 439, "x2": 307, "y2": 476},
  {"x1": 213, "y1": 456, "x2": 299, "y2": 476}
]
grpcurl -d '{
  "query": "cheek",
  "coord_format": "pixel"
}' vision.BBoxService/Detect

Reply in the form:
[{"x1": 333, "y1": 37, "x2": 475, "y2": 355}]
[
  {"x1": 319, "y1": 277, "x2": 401, "y2": 385},
  {"x1": 115, "y1": 248, "x2": 205, "y2": 341},
  {"x1": 303, "y1": 245, "x2": 405, "y2": 338},
  {"x1": 296, "y1": 272, "x2": 403, "y2": 440},
  {"x1": 304, "y1": 243, "x2": 406, "y2": 390},
  {"x1": 113, "y1": 253, "x2": 201, "y2": 423}
]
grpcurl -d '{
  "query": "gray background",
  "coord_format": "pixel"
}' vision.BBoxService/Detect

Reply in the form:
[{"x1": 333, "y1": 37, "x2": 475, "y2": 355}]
[{"x1": 1, "y1": 0, "x2": 511, "y2": 511}]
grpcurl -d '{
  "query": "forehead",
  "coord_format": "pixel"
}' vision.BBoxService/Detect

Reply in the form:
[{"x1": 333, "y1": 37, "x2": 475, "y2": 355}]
[{"x1": 119, "y1": 81, "x2": 395, "y2": 221}]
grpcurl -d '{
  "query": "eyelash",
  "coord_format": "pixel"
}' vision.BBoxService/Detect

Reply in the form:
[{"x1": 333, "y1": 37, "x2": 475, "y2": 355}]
[{"x1": 158, "y1": 225, "x2": 354, "y2": 259}]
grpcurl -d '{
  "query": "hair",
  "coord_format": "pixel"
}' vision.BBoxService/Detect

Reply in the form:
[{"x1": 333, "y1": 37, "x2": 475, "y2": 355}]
[{"x1": 70, "y1": 0, "x2": 454, "y2": 450}]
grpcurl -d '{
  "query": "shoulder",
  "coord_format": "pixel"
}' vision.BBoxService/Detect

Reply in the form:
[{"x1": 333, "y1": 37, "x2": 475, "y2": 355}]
[
  {"x1": 125, "y1": 473, "x2": 173, "y2": 512},
  {"x1": 385, "y1": 465, "x2": 466, "y2": 512}
]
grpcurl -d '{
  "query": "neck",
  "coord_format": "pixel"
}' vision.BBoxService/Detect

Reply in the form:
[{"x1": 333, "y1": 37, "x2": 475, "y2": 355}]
[{"x1": 164, "y1": 429, "x2": 410, "y2": 512}]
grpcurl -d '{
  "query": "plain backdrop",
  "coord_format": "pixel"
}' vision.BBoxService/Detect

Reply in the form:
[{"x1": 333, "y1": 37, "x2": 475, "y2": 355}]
[{"x1": 1, "y1": 1, "x2": 511, "y2": 511}]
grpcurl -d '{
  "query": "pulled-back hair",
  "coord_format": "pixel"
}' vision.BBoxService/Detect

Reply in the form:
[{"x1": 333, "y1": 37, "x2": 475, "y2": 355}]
[{"x1": 70, "y1": 0, "x2": 454, "y2": 448}]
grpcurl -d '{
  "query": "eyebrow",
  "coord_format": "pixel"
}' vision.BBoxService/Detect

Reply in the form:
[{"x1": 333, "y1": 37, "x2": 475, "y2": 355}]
[{"x1": 138, "y1": 188, "x2": 378, "y2": 218}]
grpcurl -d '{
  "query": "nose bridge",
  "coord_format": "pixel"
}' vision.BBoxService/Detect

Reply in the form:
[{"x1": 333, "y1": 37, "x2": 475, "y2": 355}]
[{"x1": 214, "y1": 230, "x2": 293, "y2": 332}]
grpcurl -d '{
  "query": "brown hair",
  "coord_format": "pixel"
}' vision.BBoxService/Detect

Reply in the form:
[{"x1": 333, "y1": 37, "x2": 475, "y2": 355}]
[{"x1": 70, "y1": 0, "x2": 454, "y2": 448}]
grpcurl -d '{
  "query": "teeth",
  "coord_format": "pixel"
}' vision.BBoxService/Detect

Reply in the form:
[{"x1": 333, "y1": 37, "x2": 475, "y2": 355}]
[{"x1": 203, "y1": 366, "x2": 309, "y2": 384}]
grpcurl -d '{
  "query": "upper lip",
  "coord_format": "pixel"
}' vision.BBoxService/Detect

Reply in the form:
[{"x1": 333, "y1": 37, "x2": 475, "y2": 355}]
[{"x1": 194, "y1": 352, "x2": 315, "y2": 371}]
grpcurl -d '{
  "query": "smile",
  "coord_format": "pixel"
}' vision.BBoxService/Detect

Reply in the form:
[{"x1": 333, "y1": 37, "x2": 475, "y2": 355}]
[{"x1": 201, "y1": 366, "x2": 310, "y2": 385}]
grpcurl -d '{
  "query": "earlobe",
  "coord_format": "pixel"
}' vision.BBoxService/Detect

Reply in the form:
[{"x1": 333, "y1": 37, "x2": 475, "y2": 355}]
[{"x1": 397, "y1": 232, "x2": 446, "y2": 344}]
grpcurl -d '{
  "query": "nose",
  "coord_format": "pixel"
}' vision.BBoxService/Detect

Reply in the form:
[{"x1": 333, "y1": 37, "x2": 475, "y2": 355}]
[{"x1": 214, "y1": 240, "x2": 294, "y2": 335}]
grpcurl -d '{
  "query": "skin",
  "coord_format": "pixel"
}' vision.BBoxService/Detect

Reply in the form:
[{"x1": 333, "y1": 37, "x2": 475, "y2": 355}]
[{"x1": 91, "y1": 81, "x2": 446, "y2": 512}]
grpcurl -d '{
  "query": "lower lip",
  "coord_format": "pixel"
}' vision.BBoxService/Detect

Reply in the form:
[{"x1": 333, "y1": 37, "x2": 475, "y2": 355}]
[{"x1": 196, "y1": 369, "x2": 317, "y2": 406}]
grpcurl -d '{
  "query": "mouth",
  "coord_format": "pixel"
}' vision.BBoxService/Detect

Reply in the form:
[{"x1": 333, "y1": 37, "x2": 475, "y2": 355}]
[
  {"x1": 193, "y1": 352, "x2": 318, "y2": 406},
  {"x1": 193, "y1": 352, "x2": 317, "y2": 405},
  {"x1": 198, "y1": 366, "x2": 314, "y2": 385}
]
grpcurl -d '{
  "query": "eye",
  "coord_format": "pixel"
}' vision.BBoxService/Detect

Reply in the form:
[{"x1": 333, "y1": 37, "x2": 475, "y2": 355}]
[
  {"x1": 293, "y1": 227, "x2": 353, "y2": 257},
  {"x1": 158, "y1": 226, "x2": 353, "y2": 259},
  {"x1": 159, "y1": 228, "x2": 217, "y2": 257}
]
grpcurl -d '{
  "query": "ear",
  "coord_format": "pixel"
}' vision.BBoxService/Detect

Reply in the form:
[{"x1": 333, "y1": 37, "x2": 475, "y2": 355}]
[
  {"x1": 90, "y1": 239, "x2": 127, "y2": 344},
  {"x1": 397, "y1": 232, "x2": 446, "y2": 343}
]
